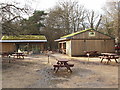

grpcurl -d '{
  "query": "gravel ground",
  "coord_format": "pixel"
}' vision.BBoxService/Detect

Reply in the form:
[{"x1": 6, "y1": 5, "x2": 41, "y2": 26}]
[{"x1": 2, "y1": 53, "x2": 119, "y2": 88}]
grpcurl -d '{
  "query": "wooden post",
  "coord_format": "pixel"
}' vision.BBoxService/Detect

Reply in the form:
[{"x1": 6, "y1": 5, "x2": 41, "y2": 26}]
[
  {"x1": 48, "y1": 54, "x2": 50, "y2": 63},
  {"x1": 8, "y1": 54, "x2": 11, "y2": 63},
  {"x1": 62, "y1": 43, "x2": 64, "y2": 54},
  {"x1": 87, "y1": 53, "x2": 90, "y2": 61},
  {"x1": 27, "y1": 43, "x2": 29, "y2": 54},
  {"x1": 58, "y1": 43, "x2": 60, "y2": 52}
]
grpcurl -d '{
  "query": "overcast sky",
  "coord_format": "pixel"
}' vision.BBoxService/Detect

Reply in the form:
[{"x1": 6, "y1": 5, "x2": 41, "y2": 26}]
[
  {"x1": 1, "y1": 0, "x2": 107, "y2": 12},
  {"x1": 35, "y1": 0, "x2": 106, "y2": 12}
]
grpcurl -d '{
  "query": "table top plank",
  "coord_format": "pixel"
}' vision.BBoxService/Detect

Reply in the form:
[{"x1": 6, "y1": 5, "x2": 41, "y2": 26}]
[
  {"x1": 57, "y1": 59, "x2": 69, "y2": 62},
  {"x1": 101, "y1": 53, "x2": 117, "y2": 56}
]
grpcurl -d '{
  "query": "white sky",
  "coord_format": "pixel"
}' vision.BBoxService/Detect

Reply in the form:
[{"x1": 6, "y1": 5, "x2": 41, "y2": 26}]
[
  {"x1": 32, "y1": 0, "x2": 106, "y2": 12},
  {"x1": 1, "y1": 0, "x2": 106, "y2": 12}
]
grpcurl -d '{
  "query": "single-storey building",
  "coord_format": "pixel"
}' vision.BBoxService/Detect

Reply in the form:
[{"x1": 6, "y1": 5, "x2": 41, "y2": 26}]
[
  {"x1": 0, "y1": 35, "x2": 47, "y2": 54},
  {"x1": 55, "y1": 29, "x2": 115, "y2": 56}
]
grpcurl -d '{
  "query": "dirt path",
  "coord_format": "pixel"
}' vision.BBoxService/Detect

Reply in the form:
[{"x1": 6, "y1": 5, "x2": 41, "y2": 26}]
[{"x1": 2, "y1": 53, "x2": 119, "y2": 88}]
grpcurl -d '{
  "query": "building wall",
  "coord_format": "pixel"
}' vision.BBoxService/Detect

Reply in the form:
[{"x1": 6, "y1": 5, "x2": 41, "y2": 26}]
[
  {"x1": 71, "y1": 40, "x2": 85, "y2": 56},
  {"x1": 0, "y1": 42, "x2": 46, "y2": 54},
  {"x1": 29, "y1": 43, "x2": 45, "y2": 53},
  {"x1": 103, "y1": 40, "x2": 115, "y2": 52},
  {"x1": 72, "y1": 30, "x2": 111, "y2": 40},
  {"x1": 70, "y1": 39, "x2": 115, "y2": 56},
  {"x1": 29, "y1": 43, "x2": 45, "y2": 51},
  {"x1": 66, "y1": 40, "x2": 71, "y2": 56},
  {"x1": 0, "y1": 43, "x2": 16, "y2": 53}
]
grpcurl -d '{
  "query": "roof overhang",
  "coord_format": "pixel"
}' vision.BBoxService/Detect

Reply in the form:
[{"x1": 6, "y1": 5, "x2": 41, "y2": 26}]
[
  {"x1": 54, "y1": 37, "x2": 71, "y2": 42},
  {"x1": 0, "y1": 40, "x2": 47, "y2": 43}
]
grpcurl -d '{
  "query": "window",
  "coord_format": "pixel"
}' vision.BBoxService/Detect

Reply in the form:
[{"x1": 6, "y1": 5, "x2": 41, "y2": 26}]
[{"x1": 89, "y1": 31, "x2": 95, "y2": 36}]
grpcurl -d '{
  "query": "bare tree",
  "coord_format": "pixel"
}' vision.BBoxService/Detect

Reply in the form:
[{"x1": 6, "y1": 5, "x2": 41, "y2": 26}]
[
  {"x1": 102, "y1": 1, "x2": 120, "y2": 44},
  {"x1": 0, "y1": 2, "x2": 30, "y2": 22},
  {"x1": 86, "y1": 10, "x2": 102, "y2": 30},
  {"x1": 42, "y1": 0, "x2": 87, "y2": 50},
  {"x1": 0, "y1": 1, "x2": 32, "y2": 35},
  {"x1": 59, "y1": 0, "x2": 87, "y2": 33}
]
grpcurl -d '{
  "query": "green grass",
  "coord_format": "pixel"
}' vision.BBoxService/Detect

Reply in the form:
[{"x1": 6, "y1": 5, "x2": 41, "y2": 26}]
[{"x1": 2, "y1": 35, "x2": 46, "y2": 40}]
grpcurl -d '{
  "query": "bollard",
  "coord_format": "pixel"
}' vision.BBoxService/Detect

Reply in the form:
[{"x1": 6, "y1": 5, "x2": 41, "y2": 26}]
[
  {"x1": 8, "y1": 54, "x2": 11, "y2": 63},
  {"x1": 87, "y1": 53, "x2": 90, "y2": 61},
  {"x1": 48, "y1": 55, "x2": 50, "y2": 63}
]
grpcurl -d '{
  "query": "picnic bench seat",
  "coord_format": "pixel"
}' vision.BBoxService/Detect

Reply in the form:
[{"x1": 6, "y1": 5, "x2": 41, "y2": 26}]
[
  {"x1": 84, "y1": 51, "x2": 98, "y2": 56},
  {"x1": 53, "y1": 64, "x2": 74, "y2": 72},
  {"x1": 53, "y1": 64, "x2": 74, "y2": 67},
  {"x1": 1, "y1": 53, "x2": 9, "y2": 57}
]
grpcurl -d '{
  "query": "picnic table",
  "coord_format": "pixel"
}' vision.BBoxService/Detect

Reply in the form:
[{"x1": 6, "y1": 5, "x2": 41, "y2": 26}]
[
  {"x1": 53, "y1": 59, "x2": 74, "y2": 73},
  {"x1": 84, "y1": 51, "x2": 98, "y2": 56},
  {"x1": 1, "y1": 53, "x2": 10, "y2": 57},
  {"x1": 12, "y1": 52, "x2": 26, "y2": 59},
  {"x1": 99, "y1": 53, "x2": 119, "y2": 64}
]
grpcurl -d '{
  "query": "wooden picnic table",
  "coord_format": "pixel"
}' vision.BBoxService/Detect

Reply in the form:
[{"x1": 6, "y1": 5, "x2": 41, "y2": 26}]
[
  {"x1": 12, "y1": 52, "x2": 26, "y2": 59},
  {"x1": 53, "y1": 59, "x2": 74, "y2": 73},
  {"x1": 99, "y1": 53, "x2": 119, "y2": 64},
  {"x1": 84, "y1": 51, "x2": 98, "y2": 56},
  {"x1": 1, "y1": 53, "x2": 10, "y2": 57}
]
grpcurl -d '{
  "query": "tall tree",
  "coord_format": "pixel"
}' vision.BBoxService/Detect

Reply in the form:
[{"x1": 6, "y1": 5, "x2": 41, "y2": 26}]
[
  {"x1": 102, "y1": 0, "x2": 120, "y2": 44},
  {"x1": 59, "y1": 0, "x2": 87, "y2": 33},
  {"x1": 20, "y1": 10, "x2": 47, "y2": 35},
  {"x1": 42, "y1": 0, "x2": 87, "y2": 50}
]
